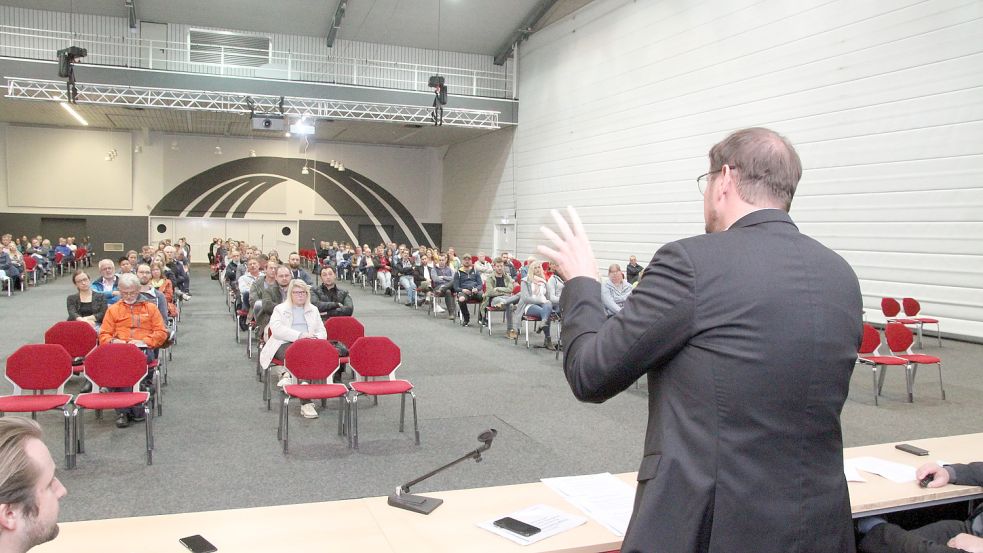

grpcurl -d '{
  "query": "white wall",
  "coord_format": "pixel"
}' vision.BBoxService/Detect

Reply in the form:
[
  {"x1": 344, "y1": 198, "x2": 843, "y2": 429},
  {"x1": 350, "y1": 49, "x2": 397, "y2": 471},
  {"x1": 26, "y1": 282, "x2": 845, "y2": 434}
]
[{"x1": 441, "y1": 0, "x2": 983, "y2": 339}]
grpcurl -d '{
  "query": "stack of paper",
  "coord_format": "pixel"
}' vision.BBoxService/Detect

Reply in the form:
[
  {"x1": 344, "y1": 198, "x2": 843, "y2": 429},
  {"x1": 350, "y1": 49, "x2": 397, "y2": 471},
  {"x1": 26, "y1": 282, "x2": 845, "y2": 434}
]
[
  {"x1": 846, "y1": 457, "x2": 917, "y2": 483},
  {"x1": 477, "y1": 504, "x2": 586, "y2": 546},
  {"x1": 541, "y1": 472, "x2": 635, "y2": 536}
]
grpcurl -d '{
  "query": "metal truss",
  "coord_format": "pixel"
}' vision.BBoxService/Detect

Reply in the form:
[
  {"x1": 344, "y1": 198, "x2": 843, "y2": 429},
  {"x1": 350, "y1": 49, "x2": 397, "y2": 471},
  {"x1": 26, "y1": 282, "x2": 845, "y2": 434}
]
[{"x1": 5, "y1": 77, "x2": 501, "y2": 129}]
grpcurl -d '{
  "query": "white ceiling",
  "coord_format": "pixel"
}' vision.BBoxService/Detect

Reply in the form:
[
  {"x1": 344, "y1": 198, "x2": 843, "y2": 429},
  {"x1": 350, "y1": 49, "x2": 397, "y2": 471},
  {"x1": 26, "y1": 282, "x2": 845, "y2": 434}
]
[
  {"x1": 0, "y1": 0, "x2": 591, "y2": 145},
  {"x1": 0, "y1": 0, "x2": 594, "y2": 56}
]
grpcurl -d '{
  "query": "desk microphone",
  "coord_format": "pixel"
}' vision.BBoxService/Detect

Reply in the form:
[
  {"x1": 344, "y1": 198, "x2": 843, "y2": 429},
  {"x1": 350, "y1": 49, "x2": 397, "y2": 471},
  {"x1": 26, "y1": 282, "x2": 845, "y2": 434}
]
[{"x1": 388, "y1": 429, "x2": 497, "y2": 515}]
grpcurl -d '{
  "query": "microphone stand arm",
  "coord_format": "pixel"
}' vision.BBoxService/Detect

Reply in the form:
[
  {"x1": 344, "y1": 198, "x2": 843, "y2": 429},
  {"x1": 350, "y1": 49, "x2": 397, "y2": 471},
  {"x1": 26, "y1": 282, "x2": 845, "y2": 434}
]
[{"x1": 398, "y1": 443, "x2": 490, "y2": 495}]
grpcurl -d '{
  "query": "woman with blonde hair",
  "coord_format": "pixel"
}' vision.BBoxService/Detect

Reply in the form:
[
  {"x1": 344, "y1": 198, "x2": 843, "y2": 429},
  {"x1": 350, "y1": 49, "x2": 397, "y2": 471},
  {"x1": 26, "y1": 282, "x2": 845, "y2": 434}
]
[
  {"x1": 516, "y1": 262, "x2": 555, "y2": 350},
  {"x1": 259, "y1": 279, "x2": 327, "y2": 419},
  {"x1": 149, "y1": 262, "x2": 178, "y2": 318}
]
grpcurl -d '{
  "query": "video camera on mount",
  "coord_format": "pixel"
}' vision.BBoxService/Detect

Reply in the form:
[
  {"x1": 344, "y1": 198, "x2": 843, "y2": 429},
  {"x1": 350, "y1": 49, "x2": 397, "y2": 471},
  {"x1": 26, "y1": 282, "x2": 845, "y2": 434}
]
[{"x1": 57, "y1": 46, "x2": 87, "y2": 78}]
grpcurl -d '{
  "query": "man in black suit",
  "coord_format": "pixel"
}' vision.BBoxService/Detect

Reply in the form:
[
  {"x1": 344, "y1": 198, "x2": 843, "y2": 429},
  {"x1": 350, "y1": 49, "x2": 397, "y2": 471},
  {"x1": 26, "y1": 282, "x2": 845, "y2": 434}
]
[{"x1": 539, "y1": 127, "x2": 862, "y2": 553}]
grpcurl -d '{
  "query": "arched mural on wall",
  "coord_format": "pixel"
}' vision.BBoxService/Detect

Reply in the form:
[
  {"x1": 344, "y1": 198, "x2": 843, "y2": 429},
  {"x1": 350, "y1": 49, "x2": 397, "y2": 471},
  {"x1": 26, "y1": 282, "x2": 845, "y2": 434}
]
[{"x1": 150, "y1": 157, "x2": 438, "y2": 248}]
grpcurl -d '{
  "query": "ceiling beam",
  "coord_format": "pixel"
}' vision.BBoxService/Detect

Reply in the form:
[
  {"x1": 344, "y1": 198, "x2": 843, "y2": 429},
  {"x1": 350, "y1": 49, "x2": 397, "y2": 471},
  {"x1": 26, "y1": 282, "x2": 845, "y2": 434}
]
[
  {"x1": 326, "y1": 0, "x2": 348, "y2": 48},
  {"x1": 493, "y1": 0, "x2": 559, "y2": 66}
]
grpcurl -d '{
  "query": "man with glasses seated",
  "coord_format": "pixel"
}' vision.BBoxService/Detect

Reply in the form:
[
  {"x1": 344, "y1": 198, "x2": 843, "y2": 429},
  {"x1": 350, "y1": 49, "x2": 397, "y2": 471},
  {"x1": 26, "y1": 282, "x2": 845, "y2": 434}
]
[{"x1": 98, "y1": 273, "x2": 168, "y2": 428}]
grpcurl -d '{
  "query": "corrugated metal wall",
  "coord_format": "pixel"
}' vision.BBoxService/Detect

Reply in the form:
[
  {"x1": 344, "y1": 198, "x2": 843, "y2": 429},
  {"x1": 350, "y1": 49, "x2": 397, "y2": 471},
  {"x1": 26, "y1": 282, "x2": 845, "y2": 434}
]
[{"x1": 442, "y1": 0, "x2": 983, "y2": 339}]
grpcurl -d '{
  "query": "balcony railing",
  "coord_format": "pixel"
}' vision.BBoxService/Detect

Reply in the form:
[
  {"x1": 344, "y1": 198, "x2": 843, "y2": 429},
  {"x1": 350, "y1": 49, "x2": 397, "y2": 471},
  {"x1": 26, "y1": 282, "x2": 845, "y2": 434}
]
[{"x1": 0, "y1": 25, "x2": 514, "y2": 99}]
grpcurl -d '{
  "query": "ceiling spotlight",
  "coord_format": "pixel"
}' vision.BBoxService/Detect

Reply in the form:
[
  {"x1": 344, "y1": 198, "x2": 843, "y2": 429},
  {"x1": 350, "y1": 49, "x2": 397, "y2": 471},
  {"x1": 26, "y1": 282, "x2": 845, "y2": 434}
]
[
  {"x1": 249, "y1": 149, "x2": 256, "y2": 157},
  {"x1": 284, "y1": 132, "x2": 291, "y2": 138},
  {"x1": 214, "y1": 146, "x2": 222, "y2": 155},
  {"x1": 337, "y1": 163, "x2": 345, "y2": 172},
  {"x1": 170, "y1": 140, "x2": 179, "y2": 151},
  {"x1": 301, "y1": 166, "x2": 310, "y2": 175},
  {"x1": 134, "y1": 145, "x2": 142, "y2": 153},
  {"x1": 111, "y1": 149, "x2": 118, "y2": 157},
  {"x1": 104, "y1": 153, "x2": 112, "y2": 161}
]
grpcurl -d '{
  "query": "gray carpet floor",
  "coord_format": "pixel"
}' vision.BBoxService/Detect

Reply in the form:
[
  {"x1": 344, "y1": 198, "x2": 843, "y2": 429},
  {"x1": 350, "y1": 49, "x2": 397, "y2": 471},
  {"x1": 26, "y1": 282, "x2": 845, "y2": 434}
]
[{"x1": 0, "y1": 267, "x2": 979, "y2": 522}]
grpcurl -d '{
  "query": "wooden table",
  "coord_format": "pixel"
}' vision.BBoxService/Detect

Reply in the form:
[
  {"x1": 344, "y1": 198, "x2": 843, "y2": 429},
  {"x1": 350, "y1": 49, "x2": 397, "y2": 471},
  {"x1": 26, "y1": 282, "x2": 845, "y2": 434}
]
[
  {"x1": 35, "y1": 434, "x2": 983, "y2": 552},
  {"x1": 847, "y1": 432, "x2": 983, "y2": 517}
]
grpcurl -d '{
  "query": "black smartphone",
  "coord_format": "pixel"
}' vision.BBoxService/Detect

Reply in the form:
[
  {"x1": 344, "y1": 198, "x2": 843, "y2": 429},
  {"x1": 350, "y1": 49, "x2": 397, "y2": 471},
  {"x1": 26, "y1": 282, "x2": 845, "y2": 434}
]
[
  {"x1": 493, "y1": 516, "x2": 541, "y2": 537},
  {"x1": 179, "y1": 535, "x2": 217, "y2": 553},
  {"x1": 895, "y1": 443, "x2": 929, "y2": 456}
]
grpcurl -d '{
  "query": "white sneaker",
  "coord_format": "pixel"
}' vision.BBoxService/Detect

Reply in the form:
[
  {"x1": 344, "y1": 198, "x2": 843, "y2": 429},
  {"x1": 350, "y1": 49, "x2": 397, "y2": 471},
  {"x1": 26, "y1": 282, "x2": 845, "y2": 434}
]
[
  {"x1": 434, "y1": 304, "x2": 446, "y2": 313},
  {"x1": 276, "y1": 371, "x2": 297, "y2": 388},
  {"x1": 300, "y1": 403, "x2": 318, "y2": 419}
]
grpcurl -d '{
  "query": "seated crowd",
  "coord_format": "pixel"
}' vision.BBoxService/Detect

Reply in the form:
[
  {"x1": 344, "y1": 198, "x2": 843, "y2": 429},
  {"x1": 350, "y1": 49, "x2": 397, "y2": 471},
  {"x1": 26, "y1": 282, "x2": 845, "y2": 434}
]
[{"x1": 0, "y1": 233, "x2": 92, "y2": 292}]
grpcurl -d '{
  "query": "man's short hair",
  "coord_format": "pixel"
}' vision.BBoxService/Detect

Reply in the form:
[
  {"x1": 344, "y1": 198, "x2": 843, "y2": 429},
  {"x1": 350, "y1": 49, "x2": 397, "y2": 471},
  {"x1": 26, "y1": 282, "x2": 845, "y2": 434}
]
[
  {"x1": 118, "y1": 256, "x2": 129, "y2": 265},
  {"x1": 0, "y1": 418, "x2": 43, "y2": 517},
  {"x1": 493, "y1": 257, "x2": 504, "y2": 265},
  {"x1": 709, "y1": 127, "x2": 801, "y2": 211},
  {"x1": 118, "y1": 273, "x2": 140, "y2": 289},
  {"x1": 98, "y1": 259, "x2": 114, "y2": 269}
]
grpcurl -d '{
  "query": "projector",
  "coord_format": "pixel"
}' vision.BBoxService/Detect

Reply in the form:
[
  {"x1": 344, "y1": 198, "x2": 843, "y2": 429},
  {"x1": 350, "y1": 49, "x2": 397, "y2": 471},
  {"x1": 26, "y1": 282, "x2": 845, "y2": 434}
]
[{"x1": 251, "y1": 114, "x2": 285, "y2": 131}]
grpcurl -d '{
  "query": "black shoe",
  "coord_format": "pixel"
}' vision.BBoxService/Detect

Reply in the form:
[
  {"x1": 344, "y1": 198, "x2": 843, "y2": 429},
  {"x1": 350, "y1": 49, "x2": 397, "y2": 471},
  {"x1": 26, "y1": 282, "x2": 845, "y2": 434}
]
[
  {"x1": 405, "y1": 302, "x2": 414, "y2": 307},
  {"x1": 115, "y1": 414, "x2": 130, "y2": 428},
  {"x1": 462, "y1": 321, "x2": 470, "y2": 327},
  {"x1": 544, "y1": 337, "x2": 555, "y2": 351},
  {"x1": 536, "y1": 326, "x2": 545, "y2": 334},
  {"x1": 130, "y1": 413, "x2": 146, "y2": 423}
]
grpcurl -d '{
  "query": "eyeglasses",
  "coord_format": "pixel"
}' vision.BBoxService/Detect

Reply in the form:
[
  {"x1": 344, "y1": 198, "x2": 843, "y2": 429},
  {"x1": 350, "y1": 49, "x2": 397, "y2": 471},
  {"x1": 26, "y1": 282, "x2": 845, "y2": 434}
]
[
  {"x1": 291, "y1": 290, "x2": 308, "y2": 295},
  {"x1": 696, "y1": 164, "x2": 738, "y2": 195}
]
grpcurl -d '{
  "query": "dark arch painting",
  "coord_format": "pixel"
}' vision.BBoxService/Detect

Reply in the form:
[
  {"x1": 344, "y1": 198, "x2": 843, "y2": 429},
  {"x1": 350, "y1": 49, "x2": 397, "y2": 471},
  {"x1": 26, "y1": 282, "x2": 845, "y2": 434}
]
[{"x1": 150, "y1": 157, "x2": 437, "y2": 247}]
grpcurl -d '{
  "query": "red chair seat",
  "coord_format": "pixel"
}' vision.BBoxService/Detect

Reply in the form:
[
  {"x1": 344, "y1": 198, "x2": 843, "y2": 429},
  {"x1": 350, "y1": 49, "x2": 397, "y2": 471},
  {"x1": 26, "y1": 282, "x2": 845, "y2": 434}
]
[
  {"x1": 350, "y1": 380, "x2": 413, "y2": 395},
  {"x1": 860, "y1": 355, "x2": 908, "y2": 365},
  {"x1": 236, "y1": 309, "x2": 248, "y2": 316},
  {"x1": 0, "y1": 394, "x2": 73, "y2": 412},
  {"x1": 75, "y1": 391, "x2": 149, "y2": 410},
  {"x1": 898, "y1": 354, "x2": 941, "y2": 364},
  {"x1": 283, "y1": 383, "x2": 348, "y2": 400},
  {"x1": 271, "y1": 358, "x2": 284, "y2": 367},
  {"x1": 522, "y1": 315, "x2": 542, "y2": 321},
  {"x1": 913, "y1": 317, "x2": 939, "y2": 323},
  {"x1": 888, "y1": 318, "x2": 919, "y2": 324},
  {"x1": 339, "y1": 356, "x2": 350, "y2": 365}
]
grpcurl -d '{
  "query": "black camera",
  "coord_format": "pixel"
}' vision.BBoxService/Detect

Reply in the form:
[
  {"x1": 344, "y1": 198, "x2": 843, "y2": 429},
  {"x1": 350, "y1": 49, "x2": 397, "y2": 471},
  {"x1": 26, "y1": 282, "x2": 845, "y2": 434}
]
[{"x1": 57, "y1": 46, "x2": 87, "y2": 78}]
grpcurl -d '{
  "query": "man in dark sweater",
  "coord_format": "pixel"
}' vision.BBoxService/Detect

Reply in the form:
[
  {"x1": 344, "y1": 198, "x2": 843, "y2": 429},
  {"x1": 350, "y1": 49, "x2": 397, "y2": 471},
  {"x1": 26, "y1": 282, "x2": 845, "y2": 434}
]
[
  {"x1": 859, "y1": 462, "x2": 983, "y2": 553},
  {"x1": 311, "y1": 266, "x2": 354, "y2": 320},
  {"x1": 452, "y1": 256, "x2": 483, "y2": 327}
]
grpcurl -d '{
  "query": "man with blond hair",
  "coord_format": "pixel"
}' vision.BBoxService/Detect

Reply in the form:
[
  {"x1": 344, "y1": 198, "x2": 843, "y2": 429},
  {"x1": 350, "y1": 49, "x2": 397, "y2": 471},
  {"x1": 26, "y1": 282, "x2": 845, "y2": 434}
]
[{"x1": 0, "y1": 418, "x2": 67, "y2": 553}]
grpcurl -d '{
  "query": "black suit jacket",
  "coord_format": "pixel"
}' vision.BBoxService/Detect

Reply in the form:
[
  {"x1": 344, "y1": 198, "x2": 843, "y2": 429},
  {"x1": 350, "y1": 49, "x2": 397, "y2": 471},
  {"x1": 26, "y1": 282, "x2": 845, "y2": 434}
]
[{"x1": 561, "y1": 209, "x2": 862, "y2": 553}]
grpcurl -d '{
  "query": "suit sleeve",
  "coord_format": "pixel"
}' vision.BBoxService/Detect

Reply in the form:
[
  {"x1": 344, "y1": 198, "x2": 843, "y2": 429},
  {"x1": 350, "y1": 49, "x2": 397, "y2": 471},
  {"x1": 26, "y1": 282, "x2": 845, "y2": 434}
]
[
  {"x1": 950, "y1": 462, "x2": 983, "y2": 486},
  {"x1": 561, "y1": 242, "x2": 696, "y2": 403},
  {"x1": 859, "y1": 522, "x2": 964, "y2": 553}
]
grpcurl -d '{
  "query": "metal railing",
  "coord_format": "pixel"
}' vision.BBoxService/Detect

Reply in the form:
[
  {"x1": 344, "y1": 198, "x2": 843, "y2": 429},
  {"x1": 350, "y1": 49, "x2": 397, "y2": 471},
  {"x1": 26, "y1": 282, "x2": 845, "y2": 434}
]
[{"x1": 0, "y1": 25, "x2": 513, "y2": 99}]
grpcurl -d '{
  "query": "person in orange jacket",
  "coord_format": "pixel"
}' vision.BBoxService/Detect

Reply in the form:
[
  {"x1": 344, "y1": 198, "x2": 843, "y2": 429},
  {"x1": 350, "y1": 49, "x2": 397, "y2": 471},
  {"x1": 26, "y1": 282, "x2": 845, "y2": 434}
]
[
  {"x1": 99, "y1": 273, "x2": 168, "y2": 349},
  {"x1": 97, "y1": 273, "x2": 167, "y2": 428}
]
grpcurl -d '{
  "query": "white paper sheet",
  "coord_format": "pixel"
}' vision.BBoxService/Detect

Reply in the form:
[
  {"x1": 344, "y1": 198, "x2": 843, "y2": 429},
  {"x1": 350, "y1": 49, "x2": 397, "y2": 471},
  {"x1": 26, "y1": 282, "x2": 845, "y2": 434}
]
[
  {"x1": 541, "y1": 472, "x2": 635, "y2": 537},
  {"x1": 847, "y1": 456, "x2": 917, "y2": 483},
  {"x1": 477, "y1": 504, "x2": 587, "y2": 546},
  {"x1": 843, "y1": 461, "x2": 867, "y2": 482}
]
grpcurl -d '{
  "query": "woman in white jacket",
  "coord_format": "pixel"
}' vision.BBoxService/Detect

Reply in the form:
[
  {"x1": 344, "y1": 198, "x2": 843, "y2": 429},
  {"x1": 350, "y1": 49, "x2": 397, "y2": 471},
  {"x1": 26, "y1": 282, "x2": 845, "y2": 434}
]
[{"x1": 259, "y1": 279, "x2": 327, "y2": 418}]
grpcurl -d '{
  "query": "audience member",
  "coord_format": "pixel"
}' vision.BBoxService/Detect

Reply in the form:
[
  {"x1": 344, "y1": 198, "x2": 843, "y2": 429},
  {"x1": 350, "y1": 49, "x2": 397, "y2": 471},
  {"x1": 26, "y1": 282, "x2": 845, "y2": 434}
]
[
  {"x1": 257, "y1": 266, "x2": 292, "y2": 338},
  {"x1": 0, "y1": 417, "x2": 67, "y2": 553},
  {"x1": 117, "y1": 256, "x2": 133, "y2": 275},
  {"x1": 395, "y1": 250, "x2": 418, "y2": 306},
  {"x1": 136, "y1": 263, "x2": 168, "y2": 324},
  {"x1": 311, "y1": 266, "x2": 354, "y2": 320},
  {"x1": 149, "y1": 263, "x2": 177, "y2": 319},
  {"x1": 625, "y1": 255, "x2": 643, "y2": 285},
  {"x1": 429, "y1": 253, "x2": 455, "y2": 316},
  {"x1": 66, "y1": 270, "x2": 107, "y2": 327},
  {"x1": 91, "y1": 259, "x2": 120, "y2": 306},
  {"x1": 500, "y1": 251, "x2": 518, "y2": 278},
  {"x1": 99, "y1": 273, "x2": 168, "y2": 428},
  {"x1": 287, "y1": 252, "x2": 314, "y2": 286},
  {"x1": 259, "y1": 279, "x2": 327, "y2": 419},
  {"x1": 479, "y1": 259, "x2": 515, "y2": 326},
  {"x1": 516, "y1": 263, "x2": 555, "y2": 349},
  {"x1": 601, "y1": 264, "x2": 632, "y2": 316},
  {"x1": 452, "y1": 256, "x2": 482, "y2": 327}
]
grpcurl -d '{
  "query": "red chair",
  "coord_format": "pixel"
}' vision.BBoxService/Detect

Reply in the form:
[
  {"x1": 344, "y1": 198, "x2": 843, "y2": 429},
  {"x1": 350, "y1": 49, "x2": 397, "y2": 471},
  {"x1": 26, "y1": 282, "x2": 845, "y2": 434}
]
[
  {"x1": 324, "y1": 316, "x2": 365, "y2": 367},
  {"x1": 0, "y1": 344, "x2": 75, "y2": 468},
  {"x1": 44, "y1": 321, "x2": 99, "y2": 376},
  {"x1": 884, "y1": 323, "x2": 946, "y2": 403},
  {"x1": 902, "y1": 298, "x2": 942, "y2": 348},
  {"x1": 348, "y1": 337, "x2": 419, "y2": 449},
  {"x1": 262, "y1": 327, "x2": 286, "y2": 411},
  {"x1": 881, "y1": 298, "x2": 918, "y2": 326},
  {"x1": 856, "y1": 323, "x2": 910, "y2": 406},
  {"x1": 277, "y1": 339, "x2": 350, "y2": 453},
  {"x1": 75, "y1": 247, "x2": 88, "y2": 267},
  {"x1": 510, "y1": 258, "x2": 521, "y2": 272},
  {"x1": 74, "y1": 344, "x2": 155, "y2": 465},
  {"x1": 23, "y1": 255, "x2": 45, "y2": 286}
]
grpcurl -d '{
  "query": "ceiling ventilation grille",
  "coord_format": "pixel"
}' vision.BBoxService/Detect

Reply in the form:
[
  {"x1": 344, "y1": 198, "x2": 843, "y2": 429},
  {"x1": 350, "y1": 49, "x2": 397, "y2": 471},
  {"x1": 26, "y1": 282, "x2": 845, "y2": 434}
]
[{"x1": 189, "y1": 30, "x2": 271, "y2": 68}]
